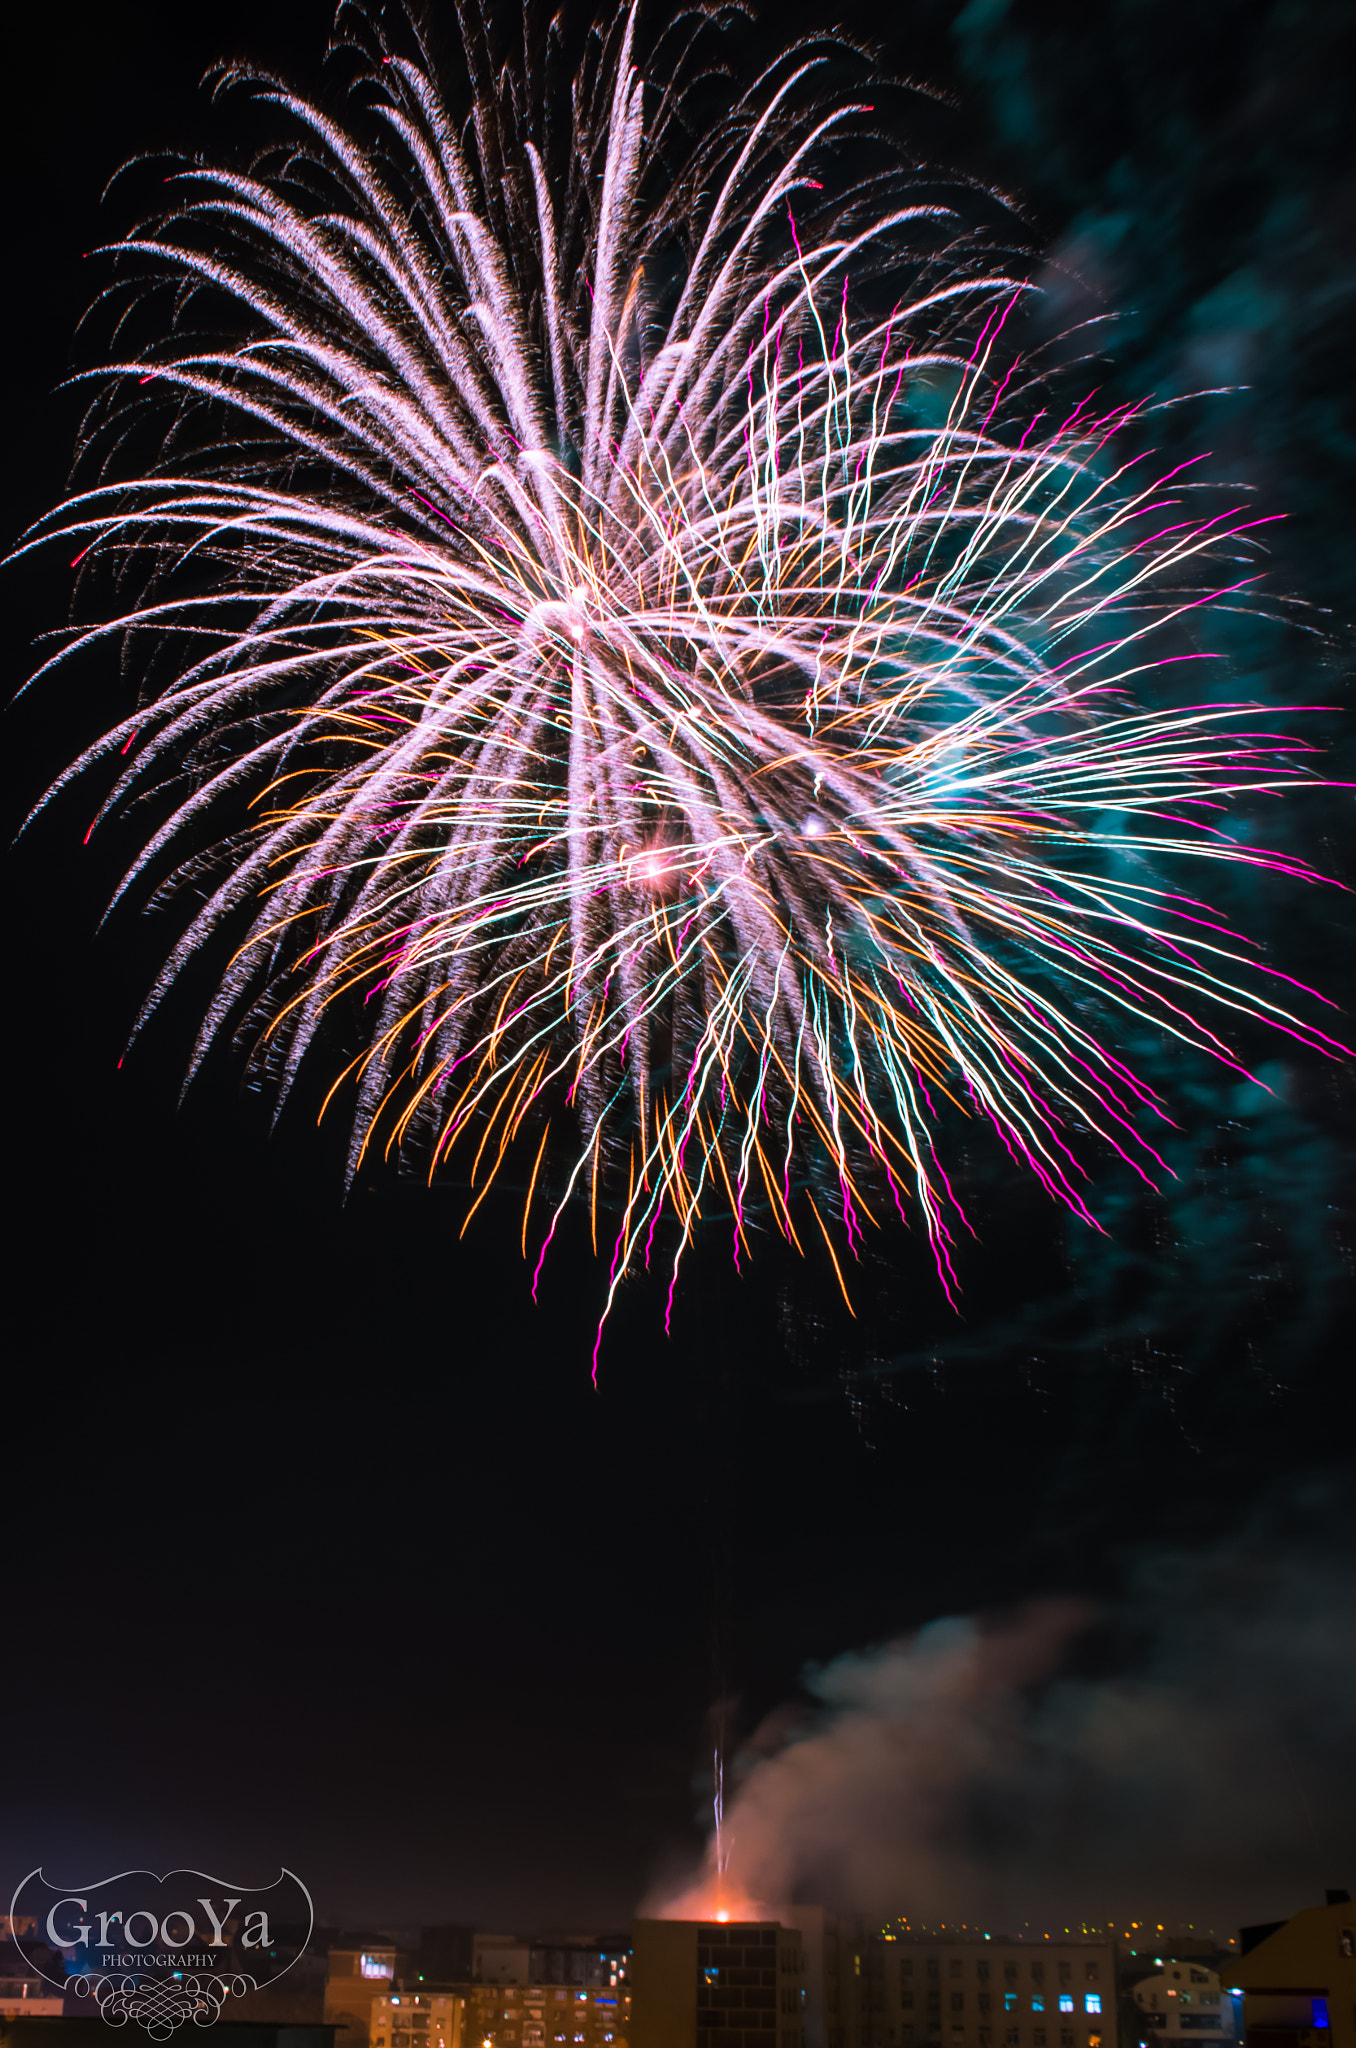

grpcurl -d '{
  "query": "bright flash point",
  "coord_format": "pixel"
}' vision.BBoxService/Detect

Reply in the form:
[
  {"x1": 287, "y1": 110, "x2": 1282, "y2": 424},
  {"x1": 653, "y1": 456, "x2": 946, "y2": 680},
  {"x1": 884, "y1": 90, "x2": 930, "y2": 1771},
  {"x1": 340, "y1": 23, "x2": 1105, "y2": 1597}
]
[{"x1": 715, "y1": 1911, "x2": 729, "y2": 1924}]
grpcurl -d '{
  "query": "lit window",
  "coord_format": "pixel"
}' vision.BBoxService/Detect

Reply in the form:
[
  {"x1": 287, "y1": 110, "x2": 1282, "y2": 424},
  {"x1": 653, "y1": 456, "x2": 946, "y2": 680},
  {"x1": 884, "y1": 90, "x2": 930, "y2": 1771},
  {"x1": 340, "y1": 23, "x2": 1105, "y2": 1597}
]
[
  {"x1": 1311, "y1": 2002, "x2": 1329, "y2": 2032},
  {"x1": 705, "y1": 1972, "x2": 720, "y2": 1986},
  {"x1": 1085, "y1": 1998, "x2": 1102, "y2": 2016},
  {"x1": 1033, "y1": 2001, "x2": 1045, "y2": 2014},
  {"x1": 364, "y1": 1959, "x2": 395, "y2": 1982},
  {"x1": 1005, "y1": 1997, "x2": 1017, "y2": 2013},
  {"x1": 1059, "y1": 2000, "x2": 1074, "y2": 2015}
]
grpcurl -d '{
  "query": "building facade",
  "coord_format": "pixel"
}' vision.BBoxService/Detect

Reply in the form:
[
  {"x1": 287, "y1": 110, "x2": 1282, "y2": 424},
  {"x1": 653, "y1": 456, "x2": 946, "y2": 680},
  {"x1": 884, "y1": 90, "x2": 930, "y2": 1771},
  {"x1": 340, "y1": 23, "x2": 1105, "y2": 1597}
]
[
  {"x1": 463, "y1": 1941, "x2": 630, "y2": 1992},
  {"x1": 370, "y1": 1982, "x2": 629, "y2": 2048},
  {"x1": 327, "y1": 1948, "x2": 401, "y2": 2048},
  {"x1": 1232, "y1": 1897, "x2": 1356, "y2": 2048},
  {"x1": 632, "y1": 1919, "x2": 807, "y2": 2048},
  {"x1": 1129, "y1": 1963, "x2": 1235, "y2": 2046},
  {"x1": 0, "y1": 1983, "x2": 62, "y2": 2019},
  {"x1": 866, "y1": 1939, "x2": 1116, "y2": 2048}
]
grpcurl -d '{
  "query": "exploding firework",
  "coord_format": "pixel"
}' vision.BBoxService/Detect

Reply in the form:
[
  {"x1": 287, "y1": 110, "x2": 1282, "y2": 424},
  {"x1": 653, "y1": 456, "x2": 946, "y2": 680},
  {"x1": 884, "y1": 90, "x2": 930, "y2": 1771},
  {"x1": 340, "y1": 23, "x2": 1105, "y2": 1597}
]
[{"x1": 19, "y1": 1, "x2": 1340, "y2": 1355}]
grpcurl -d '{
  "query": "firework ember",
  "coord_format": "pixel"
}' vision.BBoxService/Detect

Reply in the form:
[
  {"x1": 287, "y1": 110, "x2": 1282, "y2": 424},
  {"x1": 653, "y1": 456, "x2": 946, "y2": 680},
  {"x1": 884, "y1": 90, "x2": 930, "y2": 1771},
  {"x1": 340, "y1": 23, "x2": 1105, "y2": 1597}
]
[{"x1": 19, "y1": 1, "x2": 1340, "y2": 1357}]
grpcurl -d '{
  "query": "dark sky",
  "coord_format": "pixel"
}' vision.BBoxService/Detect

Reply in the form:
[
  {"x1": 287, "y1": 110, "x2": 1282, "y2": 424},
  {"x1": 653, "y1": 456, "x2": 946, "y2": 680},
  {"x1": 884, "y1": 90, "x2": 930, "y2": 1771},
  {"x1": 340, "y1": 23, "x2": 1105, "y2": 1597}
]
[{"x1": 3, "y1": 0, "x2": 1353, "y2": 1943}]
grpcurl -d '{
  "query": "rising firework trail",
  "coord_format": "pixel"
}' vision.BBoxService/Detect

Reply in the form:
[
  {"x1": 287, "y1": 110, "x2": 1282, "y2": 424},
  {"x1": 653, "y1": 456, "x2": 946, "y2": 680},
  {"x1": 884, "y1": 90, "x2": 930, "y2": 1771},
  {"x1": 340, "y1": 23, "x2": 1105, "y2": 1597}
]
[{"x1": 17, "y1": 0, "x2": 1341, "y2": 1362}]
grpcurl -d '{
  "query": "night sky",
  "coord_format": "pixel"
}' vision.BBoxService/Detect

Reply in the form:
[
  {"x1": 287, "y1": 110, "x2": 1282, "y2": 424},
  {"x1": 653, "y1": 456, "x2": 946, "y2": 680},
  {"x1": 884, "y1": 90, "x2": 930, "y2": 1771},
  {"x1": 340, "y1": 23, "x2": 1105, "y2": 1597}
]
[{"x1": 4, "y1": 0, "x2": 1354, "y2": 1943}]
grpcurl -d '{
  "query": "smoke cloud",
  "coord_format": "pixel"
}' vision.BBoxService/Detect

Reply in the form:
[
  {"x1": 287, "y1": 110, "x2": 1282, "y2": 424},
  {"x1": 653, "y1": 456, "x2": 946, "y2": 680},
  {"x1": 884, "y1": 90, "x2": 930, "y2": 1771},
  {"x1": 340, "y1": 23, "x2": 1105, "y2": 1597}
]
[{"x1": 651, "y1": 1488, "x2": 1356, "y2": 1927}]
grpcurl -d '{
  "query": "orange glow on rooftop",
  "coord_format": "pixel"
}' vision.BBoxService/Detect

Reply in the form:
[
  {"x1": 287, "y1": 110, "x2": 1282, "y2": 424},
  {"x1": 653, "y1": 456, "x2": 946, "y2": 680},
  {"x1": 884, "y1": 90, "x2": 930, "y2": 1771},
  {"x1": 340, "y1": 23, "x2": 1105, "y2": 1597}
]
[{"x1": 651, "y1": 1872, "x2": 772, "y2": 1923}]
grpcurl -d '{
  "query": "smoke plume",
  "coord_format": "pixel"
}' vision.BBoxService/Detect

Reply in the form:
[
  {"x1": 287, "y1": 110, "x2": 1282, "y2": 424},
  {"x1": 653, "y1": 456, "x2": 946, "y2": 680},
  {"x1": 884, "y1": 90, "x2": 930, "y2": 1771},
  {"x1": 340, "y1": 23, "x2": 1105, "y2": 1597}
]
[{"x1": 650, "y1": 1488, "x2": 1356, "y2": 1927}]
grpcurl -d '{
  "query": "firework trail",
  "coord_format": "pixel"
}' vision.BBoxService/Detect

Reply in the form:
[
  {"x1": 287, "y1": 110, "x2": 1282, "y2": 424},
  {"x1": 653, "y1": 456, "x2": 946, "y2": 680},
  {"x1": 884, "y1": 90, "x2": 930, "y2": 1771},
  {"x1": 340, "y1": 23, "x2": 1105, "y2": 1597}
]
[{"x1": 18, "y1": 0, "x2": 1340, "y2": 1356}]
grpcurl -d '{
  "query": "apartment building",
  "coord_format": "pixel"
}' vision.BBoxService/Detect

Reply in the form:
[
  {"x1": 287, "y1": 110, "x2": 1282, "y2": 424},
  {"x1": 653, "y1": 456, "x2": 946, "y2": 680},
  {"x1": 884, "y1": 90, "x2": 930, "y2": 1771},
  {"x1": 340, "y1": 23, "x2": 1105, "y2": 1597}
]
[
  {"x1": 1129, "y1": 1961, "x2": 1234, "y2": 2045},
  {"x1": 371, "y1": 1981, "x2": 629, "y2": 2048},
  {"x1": 858, "y1": 1938, "x2": 1116, "y2": 2048},
  {"x1": 631, "y1": 1918, "x2": 807, "y2": 2048}
]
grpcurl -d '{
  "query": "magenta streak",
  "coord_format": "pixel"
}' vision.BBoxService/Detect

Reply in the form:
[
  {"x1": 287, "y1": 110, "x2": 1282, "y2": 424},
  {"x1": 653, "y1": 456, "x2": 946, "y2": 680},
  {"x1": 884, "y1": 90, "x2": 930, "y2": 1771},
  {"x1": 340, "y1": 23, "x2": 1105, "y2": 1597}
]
[
  {"x1": 974, "y1": 297, "x2": 1025, "y2": 433},
  {"x1": 530, "y1": 1203, "x2": 565, "y2": 1302},
  {"x1": 926, "y1": 1150, "x2": 975, "y2": 1242}
]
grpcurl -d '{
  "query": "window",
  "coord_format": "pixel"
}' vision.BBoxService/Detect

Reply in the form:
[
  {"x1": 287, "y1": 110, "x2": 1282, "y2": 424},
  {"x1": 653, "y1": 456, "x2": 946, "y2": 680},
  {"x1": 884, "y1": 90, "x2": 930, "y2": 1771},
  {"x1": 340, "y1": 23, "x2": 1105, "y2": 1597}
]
[
  {"x1": 1190, "y1": 1975, "x2": 1207, "y2": 1987},
  {"x1": 1005, "y1": 1997, "x2": 1018, "y2": 2013},
  {"x1": 1006, "y1": 1970, "x2": 1018, "y2": 1989},
  {"x1": 902, "y1": 1997, "x2": 915, "y2": 2012},
  {"x1": 979, "y1": 1996, "x2": 991, "y2": 2015},
  {"x1": 1311, "y1": 2001, "x2": 1329, "y2": 2031},
  {"x1": 1032, "y1": 1968, "x2": 1044, "y2": 1987},
  {"x1": 1085, "y1": 1997, "x2": 1102, "y2": 2017},
  {"x1": 929, "y1": 1964, "x2": 941, "y2": 1982},
  {"x1": 1034, "y1": 2033, "x2": 1046, "y2": 2046},
  {"x1": 1061, "y1": 2035, "x2": 1074, "y2": 2048},
  {"x1": 1085, "y1": 1970, "x2": 1099, "y2": 1985},
  {"x1": 952, "y1": 1997, "x2": 965, "y2": 2013},
  {"x1": 705, "y1": 1972, "x2": 720, "y2": 1986},
  {"x1": 1059, "y1": 2000, "x2": 1074, "y2": 2015},
  {"x1": 979, "y1": 1966, "x2": 990, "y2": 1986},
  {"x1": 952, "y1": 1965, "x2": 964, "y2": 1981},
  {"x1": 1340, "y1": 1930, "x2": 1355, "y2": 1960},
  {"x1": 1005, "y1": 2031, "x2": 1020, "y2": 2046},
  {"x1": 1058, "y1": 1970, "x2": 1071, "y2": 1990},
  {"x1": 903, "y1": 1965, "x2": 915, "y2": 1981},
  {"x1": 1032, "y1": 2002, "x2": 1044, "y2": 2015}
]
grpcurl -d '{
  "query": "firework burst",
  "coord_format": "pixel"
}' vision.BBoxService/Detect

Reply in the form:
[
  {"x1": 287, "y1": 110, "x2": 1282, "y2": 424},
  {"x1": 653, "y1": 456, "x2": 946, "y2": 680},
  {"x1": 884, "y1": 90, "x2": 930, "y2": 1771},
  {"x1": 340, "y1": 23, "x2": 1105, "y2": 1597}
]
[{"x1": 19, "y1": 0, "x2": 1340, "y2": 1357}]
